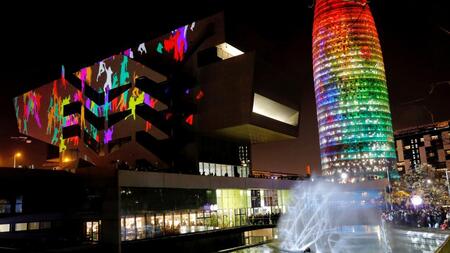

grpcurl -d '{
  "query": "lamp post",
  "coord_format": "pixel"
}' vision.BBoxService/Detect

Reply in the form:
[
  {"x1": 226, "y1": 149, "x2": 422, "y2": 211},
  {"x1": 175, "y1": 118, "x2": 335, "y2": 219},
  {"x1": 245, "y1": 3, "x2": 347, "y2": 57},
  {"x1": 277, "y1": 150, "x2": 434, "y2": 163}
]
[{"x1": 13, "y1": 152, "x2": 22, "y2": 168}]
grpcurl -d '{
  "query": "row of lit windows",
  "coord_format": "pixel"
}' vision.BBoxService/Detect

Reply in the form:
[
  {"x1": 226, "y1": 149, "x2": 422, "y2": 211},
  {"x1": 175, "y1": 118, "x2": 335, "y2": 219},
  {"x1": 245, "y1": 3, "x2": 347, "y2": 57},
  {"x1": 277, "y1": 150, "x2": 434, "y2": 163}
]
[
  {"x1": 316, "y1": 85, "x2": 389, "y2": 100},
  {"x1": 314, "y1": 60, "x2": 385, "y2": 77},
  {"x1": 0, "y1": 196, "x2": 23, "y2": 214},
  {"x1": 318, "y1": 119, "x2": 392, "y2": 133},
  {"x1": 0, "y1": 221, "x2": 51, "y2": 233},
  {"x1": 317, "y1": 105, "x2": 391, "y2": 121},
  {"x1": 120, "y1": 206, "x2": 284, "y2": 241},
  {"x1": 198, "y1": 162, "x2": 250, "y2": 178},
  {"x1": 313, "y1": 50, "x2": 382, "y2": 70}
]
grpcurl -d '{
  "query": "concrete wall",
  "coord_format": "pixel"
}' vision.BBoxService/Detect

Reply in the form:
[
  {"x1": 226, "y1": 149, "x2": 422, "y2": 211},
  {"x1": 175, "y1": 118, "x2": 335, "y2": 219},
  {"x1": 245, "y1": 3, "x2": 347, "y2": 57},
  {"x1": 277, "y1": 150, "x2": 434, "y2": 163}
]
[
  {"x1": 118, "y1": 171, "x2": 387, "y2": 190},
  {"x1": 118, "y1": 171, "x2": 296, "y2": 189}
]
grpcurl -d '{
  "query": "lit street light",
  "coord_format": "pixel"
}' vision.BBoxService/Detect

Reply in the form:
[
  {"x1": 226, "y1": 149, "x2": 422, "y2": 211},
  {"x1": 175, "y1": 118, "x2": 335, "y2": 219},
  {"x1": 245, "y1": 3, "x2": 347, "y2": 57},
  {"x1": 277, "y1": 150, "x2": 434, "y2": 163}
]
[
  {"x1": 411, "y1": 195, "x2": 423, "y2": 207},
  {"x1": 13, "y1": 152, "x2": 22, "y2": 168}
]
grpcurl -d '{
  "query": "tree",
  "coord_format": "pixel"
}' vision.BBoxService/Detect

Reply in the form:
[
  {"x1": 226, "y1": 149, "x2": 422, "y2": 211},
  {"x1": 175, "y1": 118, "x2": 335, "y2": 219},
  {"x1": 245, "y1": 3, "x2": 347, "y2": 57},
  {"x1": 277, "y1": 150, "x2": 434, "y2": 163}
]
[{"x1": 391, "y1": 163, "x2": 449, "y2": 206}]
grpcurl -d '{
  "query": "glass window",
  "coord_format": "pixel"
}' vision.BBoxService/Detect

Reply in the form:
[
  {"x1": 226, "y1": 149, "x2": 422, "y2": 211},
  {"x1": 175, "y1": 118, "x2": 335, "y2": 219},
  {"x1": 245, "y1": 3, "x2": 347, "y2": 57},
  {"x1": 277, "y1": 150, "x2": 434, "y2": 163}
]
[
  {"x1": 39, "y1": 221, "x2": 51, "y2": 230},
  {"x1": 125, "y1": 216, "x2": 136, "y2": 241},
  {"x1": 210, "y1": 164, "x2": 216, "y2": 176},
  {"x1": 0, "y1": 224, "x2": 10, "y2": 232},
  {"x1": 145, "y1": 213, "x2": 155, "y2": 238},
  {"x1": 204, "y1": 163, "x2": 210, "y2": 176},
  {"x1": 221, "y1": 165, "x2": 227, "y2": 177},
  {"x1": 173, "y1": 212, "x2": 181, "y2": 233},
  {"x1": 15, "y1": 223, "x2": 27, "y2": 231},
  {"x1": 15, "y1": 196, "x2": 23, "y2": 213},
  {"x1": 155, "y1": 214, "x2": 164, "y2": 235},
  {"x1": 189, "y1": 212, "x2": 196, "y2": 227},
  {"x1": 164, "y1": 213, "x2": 174, "y2": 232},
  {"x1": 0, "y1": 200, "x2": 11, "y2": 214},
  {"x1": 199, "y1": 162, "x2": 204, "y2": 175},
  {"x1": 92, "y1": 221, "x2": 99, "y2": 241},
  {"x1": 251, "y1": 190, "x2": 261, "y2": 208},
  {"x1": 135, "y1": 216, "x2": 145, "y2": 239},
  {"x1": 85, "y1": 221, "x2": 99, "y2": 241},
  {"x1": 28, "y1": 222, "x2": 39, "y2": 230},
  {"x1": 228, "y1": 166, "x2": 233, "y2": 177},
  {"x1": 121, "y1": 218, "x2": 125, "y2": 241},
  {"x1": 181, "y1": 212, "x2": 189, "y2": 234}
]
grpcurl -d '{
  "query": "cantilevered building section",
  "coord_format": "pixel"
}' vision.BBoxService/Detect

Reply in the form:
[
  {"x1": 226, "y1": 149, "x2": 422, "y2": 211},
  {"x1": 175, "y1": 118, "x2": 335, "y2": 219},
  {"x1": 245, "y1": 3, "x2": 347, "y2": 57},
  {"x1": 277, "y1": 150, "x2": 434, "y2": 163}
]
[
  {"x1": 13, "y1": 13, "x2": 299, "y2": 174},
  {"x1": 312, "y1": 0, "x2": 396, "y2": 180}
]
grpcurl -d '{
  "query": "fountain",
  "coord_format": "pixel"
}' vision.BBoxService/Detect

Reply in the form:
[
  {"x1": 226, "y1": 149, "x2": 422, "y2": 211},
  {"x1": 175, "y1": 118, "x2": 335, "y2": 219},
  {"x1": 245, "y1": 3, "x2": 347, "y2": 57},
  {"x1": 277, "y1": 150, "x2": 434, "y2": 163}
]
[
  {"x1": 232, "y1": 180, "x2": 448, "y2": 253},
  {"x1": 278, "y1": 181, "x2": 392, "y2": 253}
]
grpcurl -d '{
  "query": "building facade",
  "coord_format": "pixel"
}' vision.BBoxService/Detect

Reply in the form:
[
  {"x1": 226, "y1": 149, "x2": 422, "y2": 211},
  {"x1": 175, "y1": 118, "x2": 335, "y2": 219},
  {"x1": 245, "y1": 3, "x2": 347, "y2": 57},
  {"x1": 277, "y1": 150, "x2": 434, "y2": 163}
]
[
  {"x1": 9, "y1": 12, "x2": 301, "y2": 253},
  {"x1": 312, "y1": 0, "x2": 396, "y2": 181},
  {"x1": 395, "y1": 120, "x2": 450, "y2": 174}
]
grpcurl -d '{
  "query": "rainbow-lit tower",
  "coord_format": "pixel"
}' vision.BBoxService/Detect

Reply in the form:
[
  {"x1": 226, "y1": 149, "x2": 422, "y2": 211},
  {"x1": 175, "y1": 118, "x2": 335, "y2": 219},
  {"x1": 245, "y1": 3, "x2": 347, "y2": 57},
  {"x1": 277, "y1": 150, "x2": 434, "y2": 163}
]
[{"x1": 312, "y1": 0, "x2": 396, "y2": 180}]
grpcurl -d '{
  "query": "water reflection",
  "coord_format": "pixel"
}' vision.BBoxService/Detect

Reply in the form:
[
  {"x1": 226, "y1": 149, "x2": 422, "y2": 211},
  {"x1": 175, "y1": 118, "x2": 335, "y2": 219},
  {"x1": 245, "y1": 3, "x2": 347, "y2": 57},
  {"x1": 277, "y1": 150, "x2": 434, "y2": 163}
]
[{"x1": 231, "y1": 226, "x2": 448, "y2": 253}]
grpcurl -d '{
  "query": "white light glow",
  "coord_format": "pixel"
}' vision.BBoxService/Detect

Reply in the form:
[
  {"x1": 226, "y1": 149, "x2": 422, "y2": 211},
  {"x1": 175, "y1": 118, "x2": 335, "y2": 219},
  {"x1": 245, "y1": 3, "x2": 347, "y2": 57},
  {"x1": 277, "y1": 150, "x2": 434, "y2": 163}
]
[
  {"x1": 411, "y1": 195, "x2": 423, "y2": 206},
  {"x1": 252, "y1": 93, "x2": 299, "y2": 126},
  {"x1": 216, "y1": 43, "x2": 244, "y2": 60}
]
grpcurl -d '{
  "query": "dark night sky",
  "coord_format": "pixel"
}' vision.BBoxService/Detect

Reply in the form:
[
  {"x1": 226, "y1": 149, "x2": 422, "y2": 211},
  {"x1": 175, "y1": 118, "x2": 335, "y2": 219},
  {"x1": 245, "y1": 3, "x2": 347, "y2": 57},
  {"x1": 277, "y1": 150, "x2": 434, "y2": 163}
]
[{"x1": 0, "y1": 1, "x2": 448, "y2": 173}]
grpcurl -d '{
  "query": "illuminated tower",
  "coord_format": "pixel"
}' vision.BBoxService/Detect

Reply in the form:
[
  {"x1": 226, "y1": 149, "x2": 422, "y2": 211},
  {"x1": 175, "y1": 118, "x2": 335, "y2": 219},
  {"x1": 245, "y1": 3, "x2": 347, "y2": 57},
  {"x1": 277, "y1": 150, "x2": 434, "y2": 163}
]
[{"x1": 312, "y1": 0, "x2": 396, "y2": 180}]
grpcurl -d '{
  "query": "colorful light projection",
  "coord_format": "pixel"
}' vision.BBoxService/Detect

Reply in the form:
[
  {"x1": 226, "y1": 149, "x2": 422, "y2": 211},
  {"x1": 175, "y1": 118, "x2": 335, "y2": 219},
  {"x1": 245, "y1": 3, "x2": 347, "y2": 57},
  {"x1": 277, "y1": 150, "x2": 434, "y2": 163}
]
[
  {"x1": 14, "y1": 19, "x2": 200, "y2": 155},
  {"x1": 312, "y1": 0, "x2": 396, "y2": 179},
  {"x1": 159, "y1": 22, "x2": 195, "y2": 61}
]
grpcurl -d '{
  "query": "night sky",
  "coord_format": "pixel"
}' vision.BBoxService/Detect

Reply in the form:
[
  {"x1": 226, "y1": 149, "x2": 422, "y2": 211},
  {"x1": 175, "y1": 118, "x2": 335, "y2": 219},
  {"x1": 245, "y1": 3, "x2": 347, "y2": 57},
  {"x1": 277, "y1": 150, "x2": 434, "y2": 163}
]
[{"x1": 0, "y1": 1, "x2": 448, "y2": 173}]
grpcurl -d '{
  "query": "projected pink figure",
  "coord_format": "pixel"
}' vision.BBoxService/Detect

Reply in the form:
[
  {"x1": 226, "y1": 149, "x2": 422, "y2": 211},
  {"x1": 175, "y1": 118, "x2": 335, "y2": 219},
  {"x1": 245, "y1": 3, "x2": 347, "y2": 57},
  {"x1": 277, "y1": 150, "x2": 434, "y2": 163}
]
[{"x1": 104, "y1": 127, "x2": 114, "y2": 144}]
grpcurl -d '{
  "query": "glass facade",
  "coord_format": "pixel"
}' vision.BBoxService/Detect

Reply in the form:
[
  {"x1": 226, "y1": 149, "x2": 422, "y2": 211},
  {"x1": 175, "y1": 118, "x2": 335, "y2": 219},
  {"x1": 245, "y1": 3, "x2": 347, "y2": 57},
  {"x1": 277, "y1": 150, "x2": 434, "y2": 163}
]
[
  {"x1": 198, "y1": 162, "x2": 249, "y2": 177},
  {"x1": 312, "y1": 0, "x2": 396, "y2": 180},
  {"x1": 85, "y1": 221, "x2": 100, "y2": 241},
  {"x1": 120, "y1": 188, "x2": 289, "y2": 241}
]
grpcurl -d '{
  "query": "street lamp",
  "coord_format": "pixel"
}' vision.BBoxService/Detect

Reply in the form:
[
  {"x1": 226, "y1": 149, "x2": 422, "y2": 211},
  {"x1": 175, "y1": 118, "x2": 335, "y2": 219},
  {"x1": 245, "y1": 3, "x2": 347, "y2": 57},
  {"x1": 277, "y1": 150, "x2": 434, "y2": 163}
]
[
  {"x1": 13, "y1": 152, "x2": 22, "y2": 168},
  {"x1": 411, "y1": 195, "x2": 423, "y2": 207}
]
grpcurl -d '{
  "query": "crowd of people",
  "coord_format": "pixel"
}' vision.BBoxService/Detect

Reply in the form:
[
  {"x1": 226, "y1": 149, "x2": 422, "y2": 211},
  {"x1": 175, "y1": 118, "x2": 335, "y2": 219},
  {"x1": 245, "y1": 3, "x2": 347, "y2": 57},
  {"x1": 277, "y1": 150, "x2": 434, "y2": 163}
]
[
  {"x1": 248, "y1": 212, "x2": 281, "y2": 225},
  {"x1": 382, "y1": 205, "x2": 450, "y2": 230}
]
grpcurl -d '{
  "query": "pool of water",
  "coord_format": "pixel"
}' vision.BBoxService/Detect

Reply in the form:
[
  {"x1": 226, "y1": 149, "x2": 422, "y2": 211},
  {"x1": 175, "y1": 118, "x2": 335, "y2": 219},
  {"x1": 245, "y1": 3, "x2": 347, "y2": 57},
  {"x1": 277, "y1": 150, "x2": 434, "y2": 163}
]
[{"x1": 231, "y1": 226, "x2": 448, "y2": 253}]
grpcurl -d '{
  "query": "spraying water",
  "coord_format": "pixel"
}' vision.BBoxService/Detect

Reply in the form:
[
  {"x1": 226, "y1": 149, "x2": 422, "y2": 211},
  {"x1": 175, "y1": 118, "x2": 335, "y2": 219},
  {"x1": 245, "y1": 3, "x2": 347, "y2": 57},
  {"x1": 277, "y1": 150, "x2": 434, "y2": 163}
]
[{"x1": 278, "y1": 181, "x2": 392, "y2": 253}]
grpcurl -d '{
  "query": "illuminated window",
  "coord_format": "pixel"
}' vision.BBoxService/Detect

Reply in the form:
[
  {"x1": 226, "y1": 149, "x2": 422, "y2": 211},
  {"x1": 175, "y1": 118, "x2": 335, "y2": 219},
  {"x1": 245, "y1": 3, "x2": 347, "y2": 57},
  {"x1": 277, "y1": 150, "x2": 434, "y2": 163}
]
[
  {"x1": 28, "y1": 222, "x2": 39, "y2": 230},
  {"x1": 15, "y1": 223, "x2": 27, "y2": 231},
  {"x1": 404, "y1": 145, "x2": 411, "y2": 150},
  {"x1": 420, "y1": 138, "x2": 424, "y2": 142},
  {"x1": 15, "y1": 196, "x2": 23, "y2": 213},
  {"x1": 0, "y1": 200, "x2": 11, "y2": 214},
  {"x1": 252, "y1": 93, "x2": 299, "y2": 126},
  {"x1": 216, "y1": 43, "x2": 244, "y2": 60},
  {"x1": 40, "y1": 222, "x2": 51, "y2": 230},
  {"x1": 431, "y1": 135, "x2": 439, "y2": 140},
  {"x1": 125, "y1": 217, "x2": 136, "y2": 241},
  {"x1": 85, "y1": 221, "x2": 100, "y2": 241},
  {"x1": 0, "y1": 224, "x2": 9, "y2": 232},
  {"x1": 136, "y1": 216, "x2": 145, "y2": 239},
  {"x1": 198, "y1": 162, "x2": 204, "y2": 175},
  {"x1": 204, "y1": 163, "x2": 210, "y2": 176}
]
